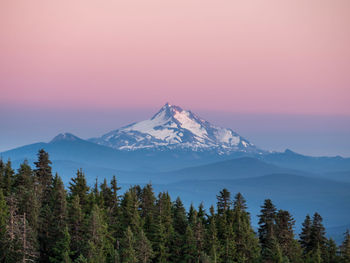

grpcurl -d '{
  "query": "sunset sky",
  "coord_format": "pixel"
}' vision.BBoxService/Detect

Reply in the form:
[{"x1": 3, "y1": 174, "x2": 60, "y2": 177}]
[{"x1": 1, "y1": 0, "x2": 349, "y2": 155}]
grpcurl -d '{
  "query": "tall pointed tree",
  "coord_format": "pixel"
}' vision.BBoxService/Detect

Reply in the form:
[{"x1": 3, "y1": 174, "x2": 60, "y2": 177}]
[
  {"x1": 48, "y1": 175, "x2": 71, "y2": 263},
  {"x1": 232, "y1": 193, "x2": 260, "y2": 263},
  {"x1": 34, "y1": 149, "x2": 53, "y2": 203},
  {"x1": 299, "y1": 214, "x2": 312, "y2": 255},
  {"x1": 69, "y1": 169, "x2": 90, "y2": 211},
  {"x1": 258, "y1": 199, "x2": 281, "y2": 262},
  {"x1": 341, "y1": 230, "x2": 350, "y2": 263}
]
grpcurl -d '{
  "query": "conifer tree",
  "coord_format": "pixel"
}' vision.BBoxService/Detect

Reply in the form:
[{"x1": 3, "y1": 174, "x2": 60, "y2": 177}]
[
  {"x1": 216, "y1": 188, "x2": 231, "y2": 215},
  {"x1": 325, "y1": 238, "x2": 339, "y2": 263},
  {"x1": 120, "y1": 187, "x2": 142, "y2": 234},
  {"x1": 121, "y1": 226, "x2": 137, "y2": 263},
  {"x1": 275, "y1": 209, "x2": 296, "y2": 260},
  {"x1": 183, "y1": 225, "x2": 197, "y2": 263},
  {"x1": 341, "y1": 230, "x2": 350, "y2": 262},
  {"x1": 0, "y1": 189, "x2": 9, "y2": 261},
  {"x1": 299, "y1": 214, "x2": 312, "y2": 254},
  {"x1": 3, "y1": 160, "x2": 14, "y2": 197},
  {"x1": 171, "y1": 197, "x2": 187, "y2": 262},
  {"x1": 100, "y1": 178, "x2": 113, "y2": 209},
  {"x1": 0, "y1": 159, "x2": 4, "y2": 189},
  {"x1": 258, "y1": 199, "x2": 280, "y2": 262},
  {"x1": 86, "y1": 204, "x2": 113, "y2": 263},
  {"x1": 232, "y1": 193, "x2": 260, "y2": 263},
  {"x1": 68, "y1": 195, "x2": 85, "y2": 261},
  {"x1": 34, "y1": 149, "x2": 53, "y2": 203},
  {"x1": 48, "y1": 175, "x2": 71, "y2": 263},
  {"x1": 310, "y1": 212, "x2": 327, "y2": 260},
  {"x1": 135, "y1": 229, "x2": 153, "y2": 263},
  {"x1": 140, "y1": 184, "x2": 157, "y2": 242},
  {"x1": 205, "y1": 206, "x2": 220, "y2": 263},
  {"x1": 69, "y1": 169, "x2": 90, "y2": 211},
  {"x1": 155, "y1": 192, "x2": 174, "y2": 261},
  {"x1": 110, "y1": 175, "x2": 121, "y2": 205}
]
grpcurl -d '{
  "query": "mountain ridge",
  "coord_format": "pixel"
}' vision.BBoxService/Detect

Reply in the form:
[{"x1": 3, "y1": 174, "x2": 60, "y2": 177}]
[{"x1": 89, "y1": 103, "x2": 261, "y2": 153}]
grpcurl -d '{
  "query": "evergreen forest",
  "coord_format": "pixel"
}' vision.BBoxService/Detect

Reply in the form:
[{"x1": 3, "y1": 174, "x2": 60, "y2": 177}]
[{"x1": 1, "y1": 149, "x2": 350, "y2": 263}]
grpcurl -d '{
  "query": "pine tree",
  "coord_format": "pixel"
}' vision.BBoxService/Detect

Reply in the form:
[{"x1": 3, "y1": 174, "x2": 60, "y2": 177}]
[
  {"x1": 121, "y1": 226, "x2": 137, "y2": 263},
  {"x1": 135, "y1": 229, "x2": 154, "y2": 263},
  {"x1": 341, "y1": 230, "x2": 350, "y2": 263},
  {"x1": 275, "y1": 209, "x2": 296, "y2": 260},
  {"x1": 258, "y1": 199, "x2": 280, "y2": 262},
  {"x1": 140, "y1": 184, "x2": 157, "y2": 241},
  {"x1": 68, "y1": 195, "x2": 85, "y2": 261},
  {"x1": 69, "y1": 169, "x2": 90, "y2": 210},
  {"x1": 183, "y1": 225, "x2": 197, "y2": 263},
  {"x1": 205, "y1": 206, "x2": 220, "y2": 263},
  {"x1": 34, "y1": 149, "x2": 53, "y2": 203},
  {"x1": 86, "y1": 204, "x2": 113, "y2": 263},
  {"x1": 324, "y1": 238, "x2": 339, "y2": 263},
  {"x1": 48, "y1": 175, "x2": 71, "y2": 263},
  {"x1": 232, "y1": 193, "x2": 260, "y2": 263},
  {"x1": 299, "y1": 214, "x2": 312, "y2": 256},
  {"x1": 3, "y1": 160, "x2": 14, "y2": 197},
  {"x1": 0, "y1": 159, "x2": 4, "y2": 189},
  {"x1": 216, "y1": 188, "x2": 231, "y2": 215},
  {"x1": 120, "y1": 187, "x2": 142, "y2": 233},
  {"x1": 100, "y1": 178, "x2": 113, "y2": 209},
  {"x1": 310, "y1": 212, "x2": 327, "y2": 260},
  {"x1": 171, "y1": 197, "x2": 187, "y2": 262},
  {"x1": 155, "y1": 192, "x2": 174, "y2": 262},
  {"x1": 0, "y1": 189, "x2": 9, "y2": 261}
]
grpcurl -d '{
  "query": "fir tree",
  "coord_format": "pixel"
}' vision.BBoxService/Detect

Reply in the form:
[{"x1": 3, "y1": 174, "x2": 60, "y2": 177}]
[
  {"x1": 121, "y1": 226, "x2": 137, "y2": 263},
  {"x1": 86, "y1": 204, "x2": 113, "y2": 263},
  {"x1": 341, "y1": 230, "x2": 350, "y2": 263},
  {"x1": 275, "y1": 209, "x2": 295, "y2": 260},
  {"x1": 135, "y1": 229, "x2": 153, "y2": 263},
  {"x1": 0, "y1": 189, "x2": 9, "y2": 261},
  {"x1": 2, "y1": 160, "x2": 14, "y2": 197},
  {"x1": 310, "y1": 212, "x2": 327, "y2": 260},
  {"x1": 183, "y1": 225, "x2": 197, "y2": 263},
  {"x1": 216, "y1": 188, "x2": 231, "y2": 215},
  {"x1": 258, "y1": 199, "x2": 280, "y2": 262},
  {"x1": 171, "y1": 197, "x2": 188, "y2": 262},
  {"x1": 34, "y1": 149, "x2": 53, "y2": 203},
  {"x1": 205, "y1": 206, "x2": 220, "y2": 263},
  {"x1": 232, "y1": 193, "x2": 260, "y2": 263},
  {"x1": 48, "y1": 175, "x2": 71, "y2": 263},
  {"x1": 299, "y1": 214, "x2": 312, "y2": 254},
  {"x1": 69, "y1": 169, "x2": 90, "y2": 210},
  {"x1": 68, "y1": 195, "x2": 85, "y2": 261}
]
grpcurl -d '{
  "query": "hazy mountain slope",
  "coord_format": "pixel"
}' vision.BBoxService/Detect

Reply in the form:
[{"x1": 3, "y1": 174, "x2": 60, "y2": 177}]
[
  {"x1": 153, "y1": 174, "x2": 350, "y2": 233},
  {"x1": 261, "y1": 149, "x2": 350, "y2": 173},
  {"x1": 152, "y1": 157, "x2": 312, "y2": 183}
]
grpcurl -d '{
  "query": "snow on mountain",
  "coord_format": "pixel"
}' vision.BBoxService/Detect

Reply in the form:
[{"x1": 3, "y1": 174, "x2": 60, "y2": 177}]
[
  {"x1": 50, "y1": 132, "x2": 82, "y2": 143},
  {"x1": 90, "y1": 103, "x2": 260, "y2": 153}
]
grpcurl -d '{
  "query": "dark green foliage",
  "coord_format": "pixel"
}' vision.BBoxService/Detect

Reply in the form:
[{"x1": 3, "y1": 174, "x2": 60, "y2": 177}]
[
  {"x1": 69, "y1": 169, "x2": 90, "y2": 210},
  {"x1": 34, "y1": 149, "x2": 53, "y2": 203},
  {"x1": 299, "y1": 214, "x2": 312, "y2": 254},
  {"x1": 232, "y1": 193, "x2": 260, "y2": 262},
  {"x1": 341, "y1": 230, "x2": 350, "y2": 262},
  {"x1": 258, "y1": 199, "x2": 282, "y2": 262},
  {"x1": 0, "y1": 150, "x2": 346, "y2": 263}
]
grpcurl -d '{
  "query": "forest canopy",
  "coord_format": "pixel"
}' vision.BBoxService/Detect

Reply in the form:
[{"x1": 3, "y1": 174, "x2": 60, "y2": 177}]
[{"x1": 0, "y1": 149, "x2": 350, "y2": 263}]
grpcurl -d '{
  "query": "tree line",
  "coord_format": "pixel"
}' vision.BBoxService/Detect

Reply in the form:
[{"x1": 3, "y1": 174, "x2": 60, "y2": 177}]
[{"x1": 0, "y1": 149, "x2": 350, "y2": 263}]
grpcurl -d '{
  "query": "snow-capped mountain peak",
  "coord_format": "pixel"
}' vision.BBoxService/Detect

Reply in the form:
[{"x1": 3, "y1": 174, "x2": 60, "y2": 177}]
[
  {"x1": 50, "y1": 132, "x2": 81, "y2": 143},
  {"x1": 89, "y1": 103, "x2": 260, "y2": 153}
]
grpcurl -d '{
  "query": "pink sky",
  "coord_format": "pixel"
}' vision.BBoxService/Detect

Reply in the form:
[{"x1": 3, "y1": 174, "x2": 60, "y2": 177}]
[{"x1": 1, "y1": 0, "x2": 349, "y2": 115}]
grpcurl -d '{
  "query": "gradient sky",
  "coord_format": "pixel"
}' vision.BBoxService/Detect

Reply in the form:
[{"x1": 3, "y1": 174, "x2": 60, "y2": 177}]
[{"x1": 1, "y1": 0, "x2": 350, "y2": 155}]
